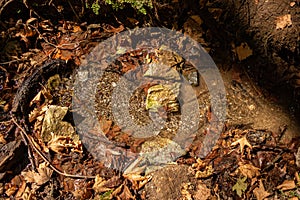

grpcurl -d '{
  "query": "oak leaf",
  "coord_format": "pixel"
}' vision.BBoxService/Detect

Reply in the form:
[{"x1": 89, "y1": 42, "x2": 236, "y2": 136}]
[{"x1": 231, "y1": 137, "x2": 252, "y2": 153}]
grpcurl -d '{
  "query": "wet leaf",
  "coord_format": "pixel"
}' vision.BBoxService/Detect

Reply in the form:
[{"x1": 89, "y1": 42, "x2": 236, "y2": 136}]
[
  {"x1": 232, "y1": 177, "x2": 247, "y2": 197},
  {"x1": 276, "y1": 180, "x2": 296, "y2": 191},
  {"x1": 22, "y1": 162, "x2": 53, "y2": 186},
  {"x1": 253, "y1": 180, "x2": 270, "y2": 200}
]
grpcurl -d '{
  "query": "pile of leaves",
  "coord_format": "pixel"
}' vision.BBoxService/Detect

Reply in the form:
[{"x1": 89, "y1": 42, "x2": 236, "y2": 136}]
[{"x1": 0, "y1": 7, "x2": 300, "y2": 200}]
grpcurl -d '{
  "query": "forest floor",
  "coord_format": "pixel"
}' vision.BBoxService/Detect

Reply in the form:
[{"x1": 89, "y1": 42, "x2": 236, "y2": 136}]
[{"x1": 1, "y1": 3, "x2": 300, "y2": 200}]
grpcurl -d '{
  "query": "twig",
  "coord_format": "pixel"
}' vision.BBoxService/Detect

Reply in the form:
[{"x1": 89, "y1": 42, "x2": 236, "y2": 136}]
[
  {"x1": 0, "y1": 59, "x2": 22, "y2": 65},
  {"x1": 11, "y1": 116, "x2": 95, "y2": 179},
  {"x1": 0, "y1": 0, "x2": 14, "y2": 17},
  {"x1": 67, "y1": 0, "x2": 80, "y2": 22}
]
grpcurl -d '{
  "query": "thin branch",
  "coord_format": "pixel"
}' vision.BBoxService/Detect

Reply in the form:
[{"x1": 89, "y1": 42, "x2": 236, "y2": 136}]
[{"x1": 11, "y1": 116, "x2": 95, "y2": 179}]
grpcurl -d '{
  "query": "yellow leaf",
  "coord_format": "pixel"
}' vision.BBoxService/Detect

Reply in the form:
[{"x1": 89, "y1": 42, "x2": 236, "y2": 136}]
[{"x1": 232, "y1": 177, "x2": 248, "y2": 197}]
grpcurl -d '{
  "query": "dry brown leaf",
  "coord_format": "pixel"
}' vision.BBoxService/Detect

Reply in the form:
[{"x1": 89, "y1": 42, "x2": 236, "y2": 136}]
[
  {"x1": 99, "y1": 117, "x2": 113, "y2": 135},
  {"x1": 276, "y1": 14, "x2": 292, "y2": 30},
  {"x1": 118, "y1": 184, "x2": 135, "y2": 200},
  {"x1": 276, "y1": 180, "x2": 296, "y2": 191},
  {"x1": 231, "y1": 136, "x2": 252, "y2": 153},
  {"x1": 93, "y1": 175, "x2": 112, "y2": 194},
  {"x1": 48, "y1": 133, "x2": 82, "y2": 154},
  {"x1": 190, "y1": 15, "x2": 203, "y2": 26},
  {"x1": 29, "y1": 91, "x2": 42, "y2": 106},
  {"x1": 22, "y1": 162, "x2": 53, "y2": 186},
  {"x1": 238, "y1": 162, "x2": 260, "y2": 179},
  {"x1": 0, "y1": 133, "x2": 6, "y2": 144},
  {"x1": 41, "y1": 105, "x2": 78, "y2": 143},
  {"x1": 181, "y1": 183, "x2": 193, "y2": 200},
  {"x1": 195, "y1": 165, "x2": 213, "y2": 178},
  {"x1": 193, "y1": 181, "x2": 211, "y2": 200},
  {"x1": 14, "y1": 178, "x2": 26, "y2": 198},
  {"x1": 124, "y1": 173, "x2": 152, "y2": 190},
  {"x1": 253, "y1": 180, "x2": 270, "y2": 200},
  {"x1": 235, "y1": 43, "x2": 253, "y2": 61},
  {"x1": 290, "y1": 2, "x2": 296, "y2": 7},
  {"x1": 72, "y1": 25, "x2": 82, "y2": 33}
]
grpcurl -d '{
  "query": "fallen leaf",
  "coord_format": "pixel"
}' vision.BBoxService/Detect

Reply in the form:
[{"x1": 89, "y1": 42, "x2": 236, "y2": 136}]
[
  {"x1": 253, "y1": 180, "x2": 270, "y2": 200},
  {"x1": 47, "y1": 133, "x2": 82, "y2": 154},
  {"x1": 72, "y1": 25, "x2": 82, "y2": 33},
  {"x1": 124, "y1": 173, "x2": 152, "y2": 190},
  {"x1": 0, "y1": 134, "x2": 6, "y2": 144},
  {"x1": 276, "y1": 180, "x2": 296, "y2": 191},
  {"x1": 235, "y1": 43, "x2": 253, "y2": 61},
  {"x1": 193, "y1": 181, "x2": 211, "y2": 200},
  {"x1": 93, "y1": 175, "x2": 112, "y2": 194},
  {"x1": 99, "y1": 117, "x2": 113, "y2": 135},
  {"x1": 276, "y1": 14, "x2": 292, "y2": 30},
  {"x1": 290, "y1": 2, "x2": 296, "y2": 7},
  {"x1": 231, "y1": 136, "x2": 252, "y2": 153},
  {"x1": 41, "y1": 105, "x2": 77, "y2": 143},
  {"x1": 181, "y1": 182, "x2": 193, "y2": 200},
  {"x1": 232, "y1": 177, "x2": 248, "y2": 197},
  {"x1": 22, "y1": 162, "x2": 53, "y2": 186},
  {"x1": 237, "y1": 162, "x2": 260, "y2": 179},
  {"x1": 195, "y1": 164, "x2": 214, "y2": 178},
  {"x1": 118, "y1": 184, "x2": 134, "y2": 200}
]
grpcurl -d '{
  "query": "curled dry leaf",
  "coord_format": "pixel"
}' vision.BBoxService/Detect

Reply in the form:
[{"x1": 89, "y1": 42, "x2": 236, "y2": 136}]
[
  {"x1": 21, "y1": 162, "x2": 53, "y2": 186},
  {"x1": 276, "y1": 180, "x2": 296, "y2": 191},
  {"x1": 253, "y1": 180, "x2": 270, "y2": 200},
  {"x1": 47, "y1": 133, "x2": 82, "y2": 154},
  {"x1": 123, "y1": 173, "x2": 152, "y2": 190},
  {"x1": 93, "y1": 175, "x2": 122, "y2": 194},
  {"x1": 112, "y1": 183, "x2": 135, "y2": 200},
  {"x1": 195, "y1": 164, "x2": 214, "y2": 179}
]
